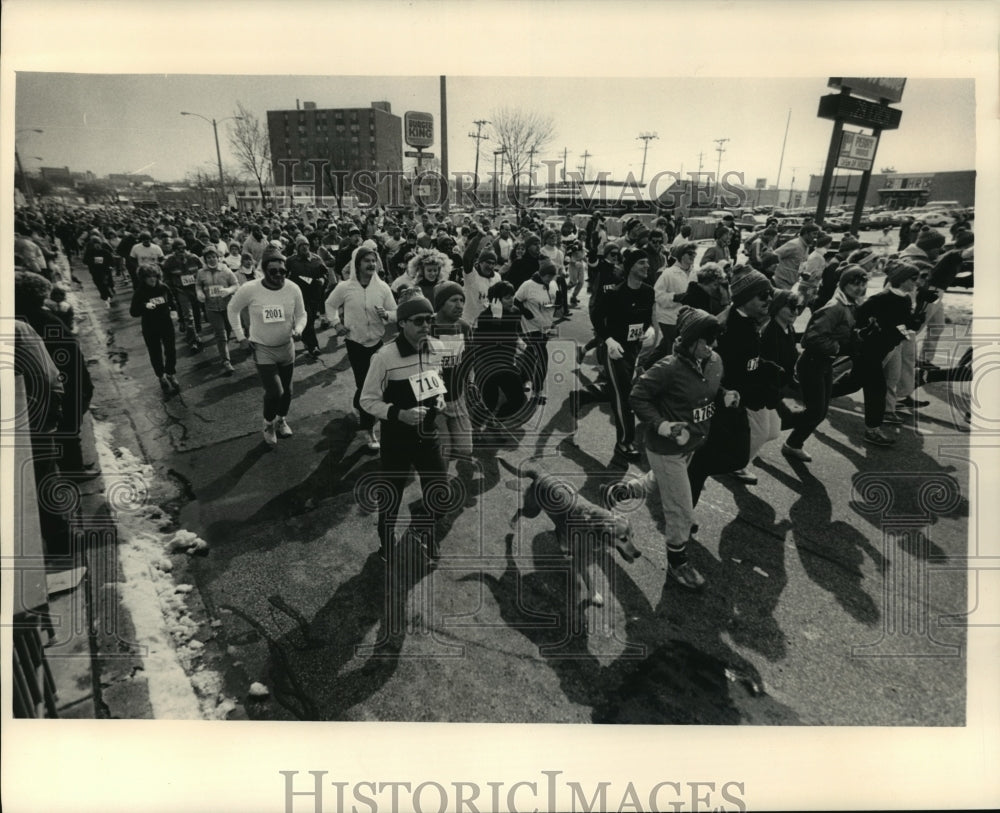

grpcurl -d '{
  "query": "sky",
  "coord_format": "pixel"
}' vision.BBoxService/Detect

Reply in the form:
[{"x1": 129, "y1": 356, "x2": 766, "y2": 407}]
[{"x1": 14, "y1": 74, "x2": 976, "y2": 189}]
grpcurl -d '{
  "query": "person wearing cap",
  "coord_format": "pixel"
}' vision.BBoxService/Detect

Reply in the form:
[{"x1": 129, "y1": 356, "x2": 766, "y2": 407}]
[
  {"x1": 82, "y1": 233, "x2": 118, "y2": 307},
  {"x1": 474, "y1": 280, "x2": 526, "y2": 426},
  {"x1": 645, "y1": 241, "x2": 697, "y2": 368},
  {"x1": 514, "y1": 259, "x2": 558, "y2": 405},
  {"x1": 830, "y1": 260, "x2": 922, "y2": 446},
  {"x1": 462, "y1": 249, "x2": 502, "y2": 327},
  {"x1": 430, "y1": 281, "x2": 475, "y2": 467},
  {"x1": 162, "y1": 237, "x2": 205, "y2": 351},
  {"x1": 813, "y1": 238, "x2": 867, "y2": 310},
  {"x1": 286, "y1": 235, "x2": 330, "y2": 358},
  {"x1": 335, "y1": 224, "x2": 364, "y2": 279},
  {"x1": 389, "y1": 231, "x2": 420, "y2": 281},
  {"x1": 592, "y1": 248, "x2": 656, "y2": 460},
  {"x1": 682, "y1": 263, "x2": 731, "y2": 317},
  {"x1": 437, "y1": 236, "x2": 465, "y2": 286},
  {"x1": 772, "y1": 224, "x2": 820, "y2": 290},
  {"x1": 625, "y1": 306, "x2": 741, "y2": 591},
  {"x1": 492, "y1": 221, "x2": 516, "y2": 264},
  {"x1": 359, "y1": 290, "x2": 453, "y2": 562},
  {"x1": 614, "y1": 217, "x2": 645, "y2": 251},
  {"x1": 700, "y1": 228, "x2": 732, "y2": 270},
  {"x1": 324, "y1": 244, "x2": 397, "y2": 451},
  {"x1": 781, "y1": 265, "x2": 869, "y2": 461},
  {"x1": 758, "y1": 289, "x2": 805, "y2": 450},
  {"x1": 746, "y1": 227, "x2": 778, "y2": 273},
  {"x1": 798, "y1": 232, "x2": 833, "y2": 308},
  {"x1": 195, "y1": 245, "x2": 240, "y2": 375},
  {"x1": 577, "y1": 242, "x2": 626, "y2": 366},
  {"x1": 227, "y1": 246, "x2": 307, "y2": 447},
  {"x1": 697, "y1": 268, "x2": 777, "y2": 485},
  {"x1": 224, "y1": 241, "x2": 244, "y2": 272}
]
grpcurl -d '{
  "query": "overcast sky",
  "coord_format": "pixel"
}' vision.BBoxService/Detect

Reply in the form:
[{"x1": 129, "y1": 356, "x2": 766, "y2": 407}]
[{"x1": 14, "y1": 73, "x2": 975, "y2": 189}]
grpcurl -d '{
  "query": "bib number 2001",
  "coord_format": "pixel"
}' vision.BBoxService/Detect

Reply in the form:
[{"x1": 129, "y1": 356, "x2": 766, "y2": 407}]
[{"x1": 262, "y1": 306, "x2": 285, "y2": 323}]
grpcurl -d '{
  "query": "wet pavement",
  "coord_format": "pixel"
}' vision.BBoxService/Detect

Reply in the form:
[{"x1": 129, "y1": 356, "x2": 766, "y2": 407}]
[{"x1": 74, "y1": 248, "x2": 971, "y2": 725}]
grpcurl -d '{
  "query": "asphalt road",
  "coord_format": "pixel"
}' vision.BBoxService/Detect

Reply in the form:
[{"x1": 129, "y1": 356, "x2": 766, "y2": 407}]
[{"x1": 76, "y1": 250, "x2": 971, "y2": 725}]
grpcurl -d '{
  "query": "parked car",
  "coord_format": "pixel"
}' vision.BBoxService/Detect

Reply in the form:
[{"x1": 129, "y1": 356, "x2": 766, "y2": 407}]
[{"x1": 917, "y1": 210, "x2": 953, "y2": 227}]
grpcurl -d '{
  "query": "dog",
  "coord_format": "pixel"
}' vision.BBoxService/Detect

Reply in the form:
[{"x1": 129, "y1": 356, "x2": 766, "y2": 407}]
[{"x1": 498, "y1": 458, "x2": 641, "y2": 607}]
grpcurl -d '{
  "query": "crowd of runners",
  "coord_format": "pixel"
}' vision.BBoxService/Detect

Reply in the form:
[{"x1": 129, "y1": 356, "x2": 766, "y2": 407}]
[{"x1": 13, "y1": 200, "x2": 974, "y2": 589}]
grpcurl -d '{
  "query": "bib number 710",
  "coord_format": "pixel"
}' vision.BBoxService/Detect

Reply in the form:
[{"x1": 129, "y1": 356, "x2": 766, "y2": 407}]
[{"x1": 408, "y1": 369, "x2": 446, "y2": 401}]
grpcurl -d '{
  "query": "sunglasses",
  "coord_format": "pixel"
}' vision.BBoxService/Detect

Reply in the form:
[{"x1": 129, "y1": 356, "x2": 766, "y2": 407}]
[{"x1": 407, "y1": 315, "x2": 434, "y2": 326}]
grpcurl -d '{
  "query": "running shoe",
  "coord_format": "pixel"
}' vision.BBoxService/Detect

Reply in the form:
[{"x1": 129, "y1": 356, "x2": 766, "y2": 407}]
[
  {"x1": 262, "y1": 419, "x2": 277, "y2": 447},
  {"x1": 899, "y1": 396, "x2": 930, "y2": 409},
  {"x1": 882, "y1": 411, "x2": 904, "y2": 425},
  {"x1": 366, "y1": 432, "x2": 381, "y2": 452},
  {"x1": 730, "y1": 467, "x2": 758, "y2": 484},
  {"x1": 274, "y1": 416, "x2": 293, "y2": 438},
  {"x1": 781, "y1": 443, "x2": 812, "y2": 462},
  {"x1": 863, "y1": 428, "x2": 895, "y2": 446},
  {"x1": 222, "y1": 360, "x2": 235, "y2": 376},
  {"x1": 165, "y1": 374, "x2": 181, "y2": 393},
  {"x1": 614, "y1": 442, "x2": 640, "y2": 461}
]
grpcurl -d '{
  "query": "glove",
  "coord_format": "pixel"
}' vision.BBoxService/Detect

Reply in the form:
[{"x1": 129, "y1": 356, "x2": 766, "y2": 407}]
[
  {"x1": 658, "y1": 420, "x2": 691, "y2": 445},
  {"x1": 605, "y1": 337, "x2": 624, "y2": 360},
  {"x1": 723, "y1": 390, "x2": 740, "y2": 408}
]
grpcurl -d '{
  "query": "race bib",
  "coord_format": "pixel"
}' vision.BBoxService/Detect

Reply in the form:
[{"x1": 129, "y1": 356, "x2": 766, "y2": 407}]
[
  {"x1": 94, "y1": 256, "x2": 104, "y2": 265},
  {"x1": 627, "y1": 323, "x2": 645, "y2": 342},
  {"x1": 148, "y1": 297, "x2": 166, "y2": 306},
  {"x1": 180, "y1": 274, "x2": 196, "y2": 286},
  {"x1": 746, "y1": 357, "x2": 759, "y2": 372},
  {"x1": 262, "y1": 306, "x2": 285, "y2": 323},
  {"x1": 408, "y1": 369, "x2": 446, "y2": 402},
  {"x1": 298, "y1": 275, "x2": 313, "y2": 284},
  {"x1": 208, "y1": 285, "x2": 223, "y2": 298},
  {"x1": 692, "y1": 402, "x2": 715, "y2": 423}
]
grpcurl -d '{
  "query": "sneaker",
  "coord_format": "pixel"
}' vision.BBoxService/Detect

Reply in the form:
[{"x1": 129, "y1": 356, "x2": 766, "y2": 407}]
[
  {"x1": 667, "y1": 561, "x2": 706, "y2": 591},
  {"x1": 262, "y1": 419, "x2": 277, "y2": 447},
  {"x1": 165, "y1": 374, "x2": 181, "y2": 393},
  {"x1": 730, "y1": 467, "x2": 758, "y2": 484},
  {"x1": 366, "y1": 432, "x2": 381, "y2": 452},
  {"x1": 882, "y1": 411, "x2": 904, "y2": 425},
  {"x1": 863, "y1": 428, "x2": 895, "y2": 447},
  {"x1": 899, "y1": 396, "x2": 930, "y2": 409},
  {"x1": 159, "y1": 376, "x2": 171, "y2": 394},
  {"x1": 614, "y1": 442, "x2": 640, "y2": 461},
  {"x1": 274, "y1": 416, "x2": 293, "y2": 438},
  {"x1": 222, "y1": 360, "x2": 235, "y2": 376},
  {"x1": 308, "y1": 347, "x2": 322, "y2": 358},
  {"x1": 781, "y1": 443, "x2": 812, "y2": 462}
]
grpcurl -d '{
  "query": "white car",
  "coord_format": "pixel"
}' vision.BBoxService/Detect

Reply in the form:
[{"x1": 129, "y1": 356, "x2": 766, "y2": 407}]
[{"x1": 916, "y1": 211, "x2": 953, "y2": 227}]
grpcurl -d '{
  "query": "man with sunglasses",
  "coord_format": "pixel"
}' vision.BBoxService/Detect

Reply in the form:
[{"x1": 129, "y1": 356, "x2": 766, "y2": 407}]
[
  {"x1": 227, "y1": 246, "x2": 307, "y2": 447},
  {"x1": 360, "y1": 291, "x2": 451, "y2": 562}
]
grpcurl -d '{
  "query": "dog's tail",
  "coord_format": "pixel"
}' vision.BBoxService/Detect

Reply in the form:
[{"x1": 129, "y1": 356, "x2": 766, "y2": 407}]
[{"x1": 496, "y1": 457, "x2": 542, "y2": 480}]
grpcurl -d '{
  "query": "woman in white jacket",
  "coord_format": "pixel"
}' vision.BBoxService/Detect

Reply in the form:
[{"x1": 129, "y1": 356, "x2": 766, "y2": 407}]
[{"x1": 324, "y1": 243, "x2": 397, "y2": 451}]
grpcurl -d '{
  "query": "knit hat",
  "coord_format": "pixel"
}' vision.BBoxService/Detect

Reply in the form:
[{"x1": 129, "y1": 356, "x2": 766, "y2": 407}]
[
  {"x1": 676, "y1": 306, "x2": 720, "y2": 347},
  {"x1": 537, "y1": 258, "x2": 558, "y2": 277},
  {"x1": 622, "y1": 248, "x2": 647, "y2": 274},
  {"x1": 837, "y1": 265, "x2": 869, "y2": 290},
  {"x1": 730, "y1": 268, "x2": 772, "y2": 306},
  {"x1": 886, "y1": 261, "x2": 921, "y2": 288},
  {"x1": 670, "y1": 242, "x2": 697, "y2": 260},
  {"x1": 433, "y1": 281, "x2": 465, "y2": 311},
  {"x1": 477, "y1": 248, "x2": 498, "y2": 264},
  {"x1": 295, "y1": 234, "x2": 310, "y2": 246},
  {"x1": 396, "y1": 294, "x2": 434, "y2": 323},
  {"x1": 202, "y1": 244, "x2": 219, "y2": 256},
  {"x1": 916, "y1": 230, "x2": 945, "y2": 252},
  {"x1": 261, "y1": 245, "x2": 286, "y2": 266},
  {"x1": 524, "y1": 233, "x2": 541, "y2": 247},
  {"x1": 838, "y1": 235, "x2": 860, "y2": 254}
]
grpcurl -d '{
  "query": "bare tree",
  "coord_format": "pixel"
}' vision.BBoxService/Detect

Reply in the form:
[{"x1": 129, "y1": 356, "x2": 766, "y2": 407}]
[
  {"x1": 489, "y1": 107, "x2": 556, "y2": 202},
  {"x1": 228, "y1": 101, "x2": 272, "y2": 201}
]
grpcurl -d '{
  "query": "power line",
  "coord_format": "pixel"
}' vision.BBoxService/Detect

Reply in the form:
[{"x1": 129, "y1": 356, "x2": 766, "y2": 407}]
[
  {"x1": 636, "y1": 132, "x2": 658, "y2": 184},
  {"x1": 713, "y1": 137, "x2": 729, "y2": 204},
  {"x1": 579, "y1": 150, "x2": 591, "y2": 181},
  {"x1": 467, "y1": 119, "x2": 490, "y2": 193}
]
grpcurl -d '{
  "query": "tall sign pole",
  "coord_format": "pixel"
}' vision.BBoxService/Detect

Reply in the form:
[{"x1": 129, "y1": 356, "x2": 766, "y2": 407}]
[
  {"x1": 816, "y1": 78, "x2": 904, "y2": 229},
  {"x1": 440, "y1": 76, "x2": 449, "y2": 212}
]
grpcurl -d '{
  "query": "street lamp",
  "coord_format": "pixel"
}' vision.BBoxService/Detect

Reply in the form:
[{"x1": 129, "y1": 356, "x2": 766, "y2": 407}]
[
  {"x1": 15, "y1": 128, "x2": 43, "y2": 204},
  {"x1": 180, "y1": 112, "x2": 243, "y2": 206}
]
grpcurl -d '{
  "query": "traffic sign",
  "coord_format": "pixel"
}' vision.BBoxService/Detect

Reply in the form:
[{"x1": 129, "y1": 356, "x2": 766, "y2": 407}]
[
  {"x1": 818, "y1": 93, "x2": 902, "y2": 130},
  {"x1": 404, "y1": 151, "x2": 435, "y2": 159},
  {"x1": 404, "y1": 111, "x2": 434, "y2": 148}
]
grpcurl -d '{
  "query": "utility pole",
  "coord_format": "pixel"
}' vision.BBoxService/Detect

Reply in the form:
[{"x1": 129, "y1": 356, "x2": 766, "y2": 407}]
[
  {"x1": 713, "y1": 137, "x2": 729, "y2": 206},
  {"x1": 775, "y1": 108, "x2": 791, "y2": 204},
  {"x1": 579, "y1": 150, "x2": 591, "y2": 181},
  {"x1": 787, "y1": 167, "x2": 799, "y2": 208},
  {"x1": 440, "y1": 75, "x2": 449, "y2": 211},
  {"x1": 562, "y1": 147, "x2": 568, "y2": 182},
  {"x1": 468, "y1": 119, "x2": 490, "y2": 194},
  {"x1": 637, "y1": 132, "x2": 658, "y2": 184}
]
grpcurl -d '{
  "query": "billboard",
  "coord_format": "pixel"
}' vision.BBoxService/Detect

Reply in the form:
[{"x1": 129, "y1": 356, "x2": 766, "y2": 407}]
[
  {"x1": 828, "y1": 77, "x2": 906, "y2": 104},
  {"x1": 404, "y1": 111, "x2": 434, "y2": 148}
]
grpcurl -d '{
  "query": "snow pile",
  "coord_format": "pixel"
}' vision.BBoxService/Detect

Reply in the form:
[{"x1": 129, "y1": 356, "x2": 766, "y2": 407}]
[{"x1": 89, "y1": 415, "x2": 237, "y2": 720}]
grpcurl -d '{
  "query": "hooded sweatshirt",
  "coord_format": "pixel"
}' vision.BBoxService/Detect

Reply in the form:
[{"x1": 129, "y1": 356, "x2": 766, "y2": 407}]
[{"x1": 323, "y1": 245, "x2": 397, "y2": 348}]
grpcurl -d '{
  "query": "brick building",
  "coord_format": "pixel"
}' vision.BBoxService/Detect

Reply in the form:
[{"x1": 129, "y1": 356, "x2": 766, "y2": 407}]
[
  {"x1": 806, "y1": 169, "x2": 975, "y2": 210},
  {"x1": 267, "y1": 101, "x2": 403, "y2": 207}
]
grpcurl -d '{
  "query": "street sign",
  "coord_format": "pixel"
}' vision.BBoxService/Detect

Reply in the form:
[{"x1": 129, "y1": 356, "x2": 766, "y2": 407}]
[
  {"x1": 837, "y1": 131, "x2": 878, "y2": 171},
  {"x1": 818, "y1": 94, "x2": 902, "y2": 130},
  {"x1": 755, "y1": 178, "x2": 767, "y2": 189},
  {"x1": 828, "y1": 77, "x2": 906, "y2": 104},
  {"x1": 404, "y1": 151, "x2": 435, "y2": 159},
  {"x1": 404, "y1": 111, "x2": 434, "y2": 148}
]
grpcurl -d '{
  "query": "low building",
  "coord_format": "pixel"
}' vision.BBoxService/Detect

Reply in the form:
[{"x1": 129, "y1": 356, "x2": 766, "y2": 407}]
[{"x1": 806, "y1": 169, "x2": 975, "y2": 210}]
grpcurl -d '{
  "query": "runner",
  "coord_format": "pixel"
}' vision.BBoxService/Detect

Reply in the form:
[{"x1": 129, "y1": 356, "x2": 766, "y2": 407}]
[
  {"x1": 162, "y1": 237, "x2": 205, "y2": 352},
  {"x1": 226, "y1": 246, "x2": 307, "y2": 447},
  {"x1": 195, "y1": 244, "x2": 239, "y2": 376},
  {"x1": 129, "y1": 263, "x2": 180, "y2": 394},
  {"x1": 323, "y1": 244, "x2": 396, "y2": 451},
  {"x1": 359, "y1": 290, "x2": 451, "y2": 562}
]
